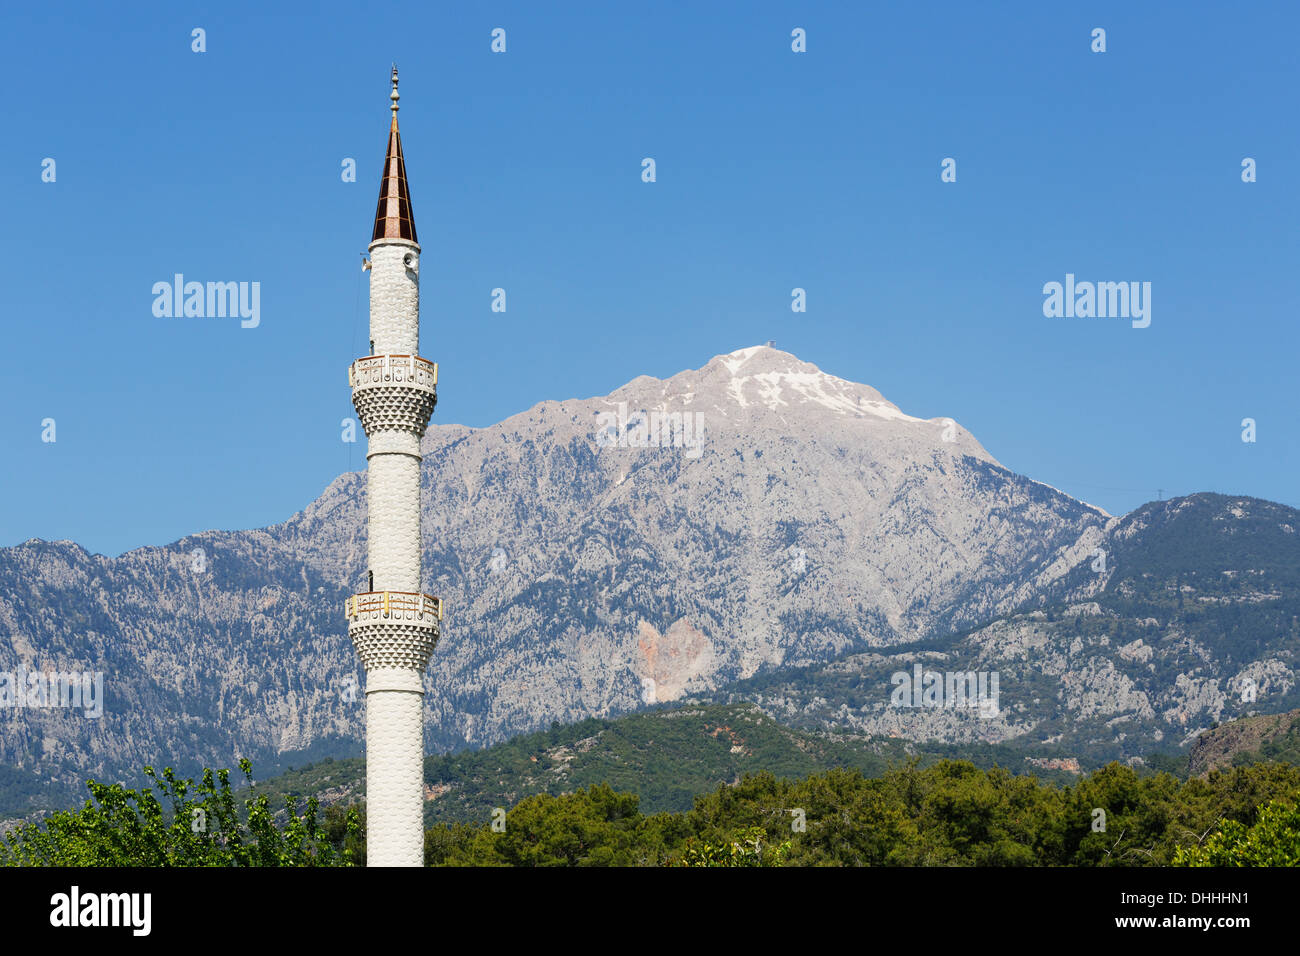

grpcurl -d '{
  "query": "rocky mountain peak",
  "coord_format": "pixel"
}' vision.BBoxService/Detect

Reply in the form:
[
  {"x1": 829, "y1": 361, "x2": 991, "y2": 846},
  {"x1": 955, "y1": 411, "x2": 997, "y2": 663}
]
[
  {"x1": 597, "y1": 345, "x2": 995, "y2": 466},
  {"x1": 705, "y1": 345, "x2": 897, "y2": 416}
]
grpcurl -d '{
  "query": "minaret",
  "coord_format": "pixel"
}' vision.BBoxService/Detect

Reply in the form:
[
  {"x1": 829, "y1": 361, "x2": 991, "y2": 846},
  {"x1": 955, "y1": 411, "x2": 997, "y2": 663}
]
[{"x1": 344, "y1": 66, "x2": 441, "y2": 867}]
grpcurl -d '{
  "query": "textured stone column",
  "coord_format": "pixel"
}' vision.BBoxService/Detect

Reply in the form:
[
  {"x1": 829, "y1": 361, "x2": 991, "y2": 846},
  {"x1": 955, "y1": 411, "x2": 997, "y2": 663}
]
[
  {"x1": 367, "y1": 432, "x2": 423, "y2": 592},
  {"x1": 368, "y1": 242, "x2": 420, "y2": 354},
  {"x1": 363, "y1": 672, "x2": 427, "y2": 863}
]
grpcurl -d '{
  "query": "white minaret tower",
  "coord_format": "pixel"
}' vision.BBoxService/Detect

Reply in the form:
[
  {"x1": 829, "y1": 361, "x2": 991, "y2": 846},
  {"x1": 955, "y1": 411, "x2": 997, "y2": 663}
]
[{"x1": 344, "y1": 66, "x2": 442, "y2": 867}]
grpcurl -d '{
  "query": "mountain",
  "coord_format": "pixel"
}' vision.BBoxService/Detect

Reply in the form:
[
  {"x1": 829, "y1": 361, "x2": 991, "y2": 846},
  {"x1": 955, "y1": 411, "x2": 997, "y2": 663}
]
[
  {"x1": 249, "y1": 700, "x2": 1088, "y2": 825},
  {"x1": 708, "y1": 493, "x2": 1300, "y2": 764},
  {"x1": 404, "y1": 345, "x2": 1108, "y2": 741},
  {"x1": 0, "y1": 346, "x2": 1243, "y2": 816},
  {"x1": 1189, "y1": 708, "x2": 1300, "y2": 776}
]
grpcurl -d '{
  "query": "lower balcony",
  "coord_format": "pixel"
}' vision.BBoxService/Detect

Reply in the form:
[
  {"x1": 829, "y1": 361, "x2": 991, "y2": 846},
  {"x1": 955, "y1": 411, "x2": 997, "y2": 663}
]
[
  {"x1": 345, "y1": 590, "x2": 443, "y2": 671},
  {"x1": 348, "y1": 354, "x2": 438, "y2": 435}
]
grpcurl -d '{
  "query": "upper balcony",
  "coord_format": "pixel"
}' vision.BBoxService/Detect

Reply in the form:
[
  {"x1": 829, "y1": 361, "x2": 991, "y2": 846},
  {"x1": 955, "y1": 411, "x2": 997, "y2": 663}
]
[
  {"x1": 349, "y1": 353, "x2": 437, "y2": 389},
  {"x1": 349, "y1": 354, "x2": 438, "y2": 436}
]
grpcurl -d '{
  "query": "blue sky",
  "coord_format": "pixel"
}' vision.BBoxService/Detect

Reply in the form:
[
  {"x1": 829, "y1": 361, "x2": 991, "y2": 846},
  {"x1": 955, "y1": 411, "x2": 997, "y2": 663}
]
[{"x1": 2, "y1": 1, "x2": 1297, "y2": 556}]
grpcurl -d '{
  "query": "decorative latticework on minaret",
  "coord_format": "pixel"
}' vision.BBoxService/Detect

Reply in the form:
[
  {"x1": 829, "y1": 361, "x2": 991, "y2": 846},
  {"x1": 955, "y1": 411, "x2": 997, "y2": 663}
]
[{"x1": 344, "y1": 66, "x2": 441, "y2": 867}]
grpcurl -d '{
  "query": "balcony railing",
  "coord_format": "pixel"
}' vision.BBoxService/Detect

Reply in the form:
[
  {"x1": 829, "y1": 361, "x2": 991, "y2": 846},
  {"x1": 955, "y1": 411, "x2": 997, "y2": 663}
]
[
  {"x1": 348, "y1": 354, "x2": 438, "y2": 389},
  {"x1": 345, "y1": 590, "x2": 443, "y2": 622}
]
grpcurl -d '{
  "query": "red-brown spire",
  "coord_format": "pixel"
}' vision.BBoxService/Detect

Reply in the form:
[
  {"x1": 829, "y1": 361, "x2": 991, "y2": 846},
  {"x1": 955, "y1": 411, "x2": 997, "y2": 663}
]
[{"x1": 371, "y1": 66, "x2": 417, "y2": 244}]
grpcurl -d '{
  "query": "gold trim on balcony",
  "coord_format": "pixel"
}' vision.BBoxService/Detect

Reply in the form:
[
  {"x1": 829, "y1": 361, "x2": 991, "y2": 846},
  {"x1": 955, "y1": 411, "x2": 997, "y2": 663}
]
[{"x1": 345, "y1": 590, "x2": 443, "y2": 621}]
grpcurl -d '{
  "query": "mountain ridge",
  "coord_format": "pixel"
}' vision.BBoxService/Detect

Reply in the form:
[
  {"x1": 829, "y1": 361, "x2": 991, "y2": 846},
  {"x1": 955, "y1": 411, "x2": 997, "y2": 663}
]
[{"x1": 0, "y1": 349, "x2": 1284, "y2": 819}]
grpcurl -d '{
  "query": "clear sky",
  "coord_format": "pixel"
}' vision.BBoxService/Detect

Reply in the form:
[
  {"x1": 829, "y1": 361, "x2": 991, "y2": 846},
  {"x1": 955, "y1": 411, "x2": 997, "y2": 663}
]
[{"x1": 2, "y1": 1, "x2": 1296, "y2": 556}]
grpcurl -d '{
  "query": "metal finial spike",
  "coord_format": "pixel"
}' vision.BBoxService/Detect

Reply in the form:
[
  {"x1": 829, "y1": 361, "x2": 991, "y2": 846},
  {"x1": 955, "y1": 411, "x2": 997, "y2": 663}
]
[{"x1": 390, "y1": 65, "x2": 400, "y2": 114}]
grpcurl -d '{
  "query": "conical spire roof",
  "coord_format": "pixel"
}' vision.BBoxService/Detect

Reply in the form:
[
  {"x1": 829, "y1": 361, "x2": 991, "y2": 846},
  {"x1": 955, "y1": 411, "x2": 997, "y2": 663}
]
[{"x1": 371, "y1": 66, "x2": 417, "y2": 244}]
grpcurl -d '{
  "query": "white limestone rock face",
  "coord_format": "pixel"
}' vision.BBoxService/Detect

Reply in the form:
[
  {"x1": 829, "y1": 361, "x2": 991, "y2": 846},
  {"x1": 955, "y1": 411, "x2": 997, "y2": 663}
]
[
  {"x1": 409, "y1": 346, "x2": 1114, "y2": 744},
  {"x1": 1118, "y1": 639, "x2": 1154, "y2": 664},
  {"x1": 1061, "y1": 660, "x2": 1155, "y2": 721},
  {"x1": 1230, "y1": 659, "x2": 1295, "y2": 699}
]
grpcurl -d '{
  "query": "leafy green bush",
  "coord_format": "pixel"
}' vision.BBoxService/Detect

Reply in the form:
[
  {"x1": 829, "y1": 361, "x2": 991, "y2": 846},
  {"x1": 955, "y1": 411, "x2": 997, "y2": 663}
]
[
  {"x1": 1174, "y1": 795, "x2": 1300, "y2": 866},
  {"x1": 0, "y1": 760, "x2": 360, "y2": 867},
  {"x1": 676, "y1": 826, "x2": 791, "y2": 866}
]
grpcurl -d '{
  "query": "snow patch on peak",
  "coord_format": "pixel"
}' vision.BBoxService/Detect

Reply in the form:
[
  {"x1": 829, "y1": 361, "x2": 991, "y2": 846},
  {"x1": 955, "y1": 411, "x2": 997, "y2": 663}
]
[
  {"x1": 720, "y1": 345, "x2": 769, "y2": 376},
  {"x1": 713, "y1": 352, "x2": 927, "y2": 423},
  {"x1": 665, "y1": 347, "x2": 961, "y2": 434}
]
